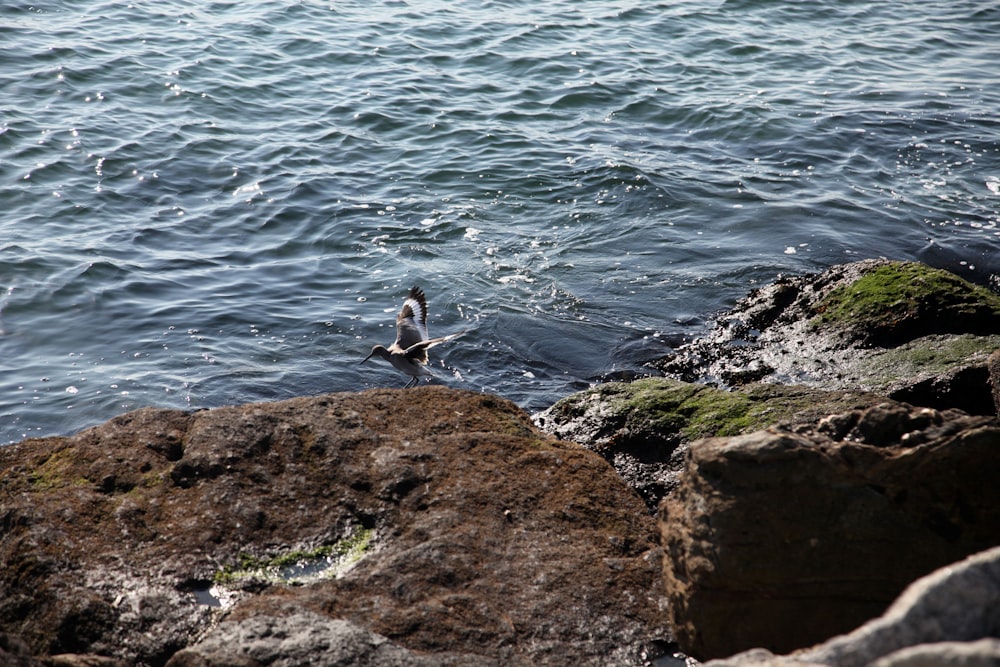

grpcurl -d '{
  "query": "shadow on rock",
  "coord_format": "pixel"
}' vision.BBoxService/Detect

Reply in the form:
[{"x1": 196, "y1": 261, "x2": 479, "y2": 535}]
[{"x1": 659, "y1": 403, "x2": 1000, "y2": 660}]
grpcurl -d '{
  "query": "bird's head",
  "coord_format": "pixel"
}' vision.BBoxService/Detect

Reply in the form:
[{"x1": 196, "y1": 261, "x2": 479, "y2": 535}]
[{"x1": 361, "y1": 345, "x2": 387, "y2": 364}]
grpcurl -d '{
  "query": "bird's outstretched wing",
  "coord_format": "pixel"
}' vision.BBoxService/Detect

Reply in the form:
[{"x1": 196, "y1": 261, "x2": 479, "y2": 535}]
[
  {"x1": 403, "y1": 330, "x2": 467, "y2": 362},
  {"x1": 395, "y1": 286, "x2": 429, "y2": 351}
]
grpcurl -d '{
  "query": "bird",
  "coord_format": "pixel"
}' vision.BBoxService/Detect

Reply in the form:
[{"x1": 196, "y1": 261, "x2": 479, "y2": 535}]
[{"x1": 361, "y1": 286, "x2": 466, "y2": 388}]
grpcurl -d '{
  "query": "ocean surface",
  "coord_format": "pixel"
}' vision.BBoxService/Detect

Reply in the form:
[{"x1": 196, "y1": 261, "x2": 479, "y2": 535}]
[{"x1": 2, "y1": 0, "x2": 999, "y2": 444}]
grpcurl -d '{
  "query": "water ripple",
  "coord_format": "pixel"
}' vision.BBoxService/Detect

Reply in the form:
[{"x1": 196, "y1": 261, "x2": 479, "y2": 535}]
[{"x1": 1, "y1": 0, "x2": 999, "y2": 442}]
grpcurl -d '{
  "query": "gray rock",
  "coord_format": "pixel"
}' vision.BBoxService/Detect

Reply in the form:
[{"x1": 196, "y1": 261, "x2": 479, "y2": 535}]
[
  {"x1": 871, "y1": 639, "x2": 1000, "y2": 667},
  {"x1": 44, "y1": 656, "x2": 128, "y2": 667},
  {"x1": 705, "y1": 547, "x2": 1000, "y2": 667},
  {"x1": 798, "y1": 546, "x2": 1000, "y2": 667},
  {"x1": 166, "y1": 612, "x2": 482, "y2": 666}
]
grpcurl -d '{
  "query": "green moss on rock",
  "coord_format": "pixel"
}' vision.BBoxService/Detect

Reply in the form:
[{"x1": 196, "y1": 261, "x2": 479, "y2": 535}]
[
  {"x1": 840, "y1": 333, "x2": 1000, "y2": 393},
  {"x1": 813, "y1": 261, "x2": 1000, "y2": 345},
  {"x1": 549, "y1": 377, "x2": 754, "y2": 446},
  {"x1": 546, "y1": 378, "x2": 881, "y2": 451},
  {"x1": 29, "y1": 447, "x2": 91, "y2": 490},
  {"x1": 879, "y1": 333, "x2": 1000, "y2": 373}
]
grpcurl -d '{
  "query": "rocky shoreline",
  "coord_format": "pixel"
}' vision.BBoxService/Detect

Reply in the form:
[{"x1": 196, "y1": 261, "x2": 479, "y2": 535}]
[{"x1": 2, "y1": 259, "x2": 999, "y2": 666}]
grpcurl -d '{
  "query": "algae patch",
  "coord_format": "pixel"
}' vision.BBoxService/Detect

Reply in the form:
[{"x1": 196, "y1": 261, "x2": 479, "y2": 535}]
[
  {"x1": 543, "y1": 377, "x2": 894, "y2": 452},
  {"x1": 813, "y1": 262, "x2": 1000, "y2": 345},
  {"x1": 213, "y1": 528, "x2": 374, "y2": 588},
  {"x1": 843, "y1": 333, "x2": 1000, "y2": 390},
  {"x1": 29, "y1": 447, "x2": 91, "y2": 490},
  {"x1": 552, "y1": 378, "x2": 787, "y2": 445}
]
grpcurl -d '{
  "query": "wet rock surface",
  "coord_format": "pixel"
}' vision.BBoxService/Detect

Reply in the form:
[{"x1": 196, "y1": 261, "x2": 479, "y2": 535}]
[
  {"x1": 658, "y1": 402, "x2": 1000, "y2": 661},
  {"x1": 533, "y1": 378, "x2": 886, "y2": 510},
  {"x1": 653, "y1": 260, "x2": 1000, "y2": 415},
  {"x1": 0, "y1": 387, "x2": 670, "y2": 666}
]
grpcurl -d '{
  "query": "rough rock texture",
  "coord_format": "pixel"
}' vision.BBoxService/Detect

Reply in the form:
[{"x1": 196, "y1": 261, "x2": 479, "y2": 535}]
[
  {"x1": 654, "y1": 260, "x2": 1000, "y2": 415},
  {"x1": 533, "y1": 378, "x2": 886, "y2": 510},
  {"x1": 871, "y1": 639, "x2": 1000, "y2": 667},
  {"x1": 167, "y1": 612, "x2": 476, "y2": 666},
  {"x1": 0, "y1": 634, "x2": 42, "y2": 667},
  {"x1": 705, "y1": 546, "x2": 1000, "y2": 667},
  {"x1": 44, "y1": 656, "x2": 127, "y2": 667},
  {"x1": 0, "y1": 387, "x2": 670, "y2": 666},
  {"x1": 988, "y1": 349, "x2": 1000, "y2": 415},
  {"x1": 658, "y1": 402, "x2": 1000, "y2": 660}
]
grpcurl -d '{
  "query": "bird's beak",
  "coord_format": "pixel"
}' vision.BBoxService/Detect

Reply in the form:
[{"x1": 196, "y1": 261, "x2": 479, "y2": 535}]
[{"x1": 360, "y1": 351, "x2": 374, "y2": 364}]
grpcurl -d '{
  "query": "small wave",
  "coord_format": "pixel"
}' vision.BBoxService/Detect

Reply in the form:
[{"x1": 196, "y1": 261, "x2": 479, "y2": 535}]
[{"x1": 2, "y1": 0, "x2": 999, "y2": 444}]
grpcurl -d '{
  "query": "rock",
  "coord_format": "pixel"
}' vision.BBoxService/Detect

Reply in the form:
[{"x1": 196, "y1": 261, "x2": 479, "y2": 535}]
[
  {"x1": 810, "y1": 261, "x2": 1000, "y2": 347},
  {"x1": 45, "y1": 656, "x2": 128, "y2": 667},
  {"x1": 871, "y1": 638, "x2": 1000, "y2": 667},
  {"x1": 166, "y1": 612, "x2": 477, "y2": 666},
  {"x1": 705, "y1": 546, "x2": 1000, "y2": 667},
  {"x1": 654, "y1": 260, "x2": 1000, "y2": 415},
  {"x1": 701, "y1": 649, "x2": 825, "y2": 667},
  {"x1": 988, "y1": 349, "x2": 1000, "y2": 415},
  {"x1": 533, "y1": 378, "x2": 887, "y2": 510},
  {"x1": 658, "y1": 403, "x2": 1000, "y2": 660},
  {"x1": 0, "y1": 634, "x2": 41, "y2": 667},
  {"x1": 0, "y1": 387, "x2": 670, "y2": 665}
]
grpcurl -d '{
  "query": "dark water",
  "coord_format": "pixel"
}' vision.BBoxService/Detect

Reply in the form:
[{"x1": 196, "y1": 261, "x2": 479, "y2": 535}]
[{"x1": 2, "y1": 0, "x2": 999, "y2": 443}]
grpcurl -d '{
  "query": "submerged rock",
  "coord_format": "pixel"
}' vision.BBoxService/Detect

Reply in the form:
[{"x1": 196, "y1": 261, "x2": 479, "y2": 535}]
[
  {"x1": 658, "y1": 403, "x2": 1000, "y2": 660},
  {"x1": 0, "y1": 387, "x2": 670, "y2": 666},
  {"x1": 654, "y1": 260, "x2": 1000, "y2": 415}
]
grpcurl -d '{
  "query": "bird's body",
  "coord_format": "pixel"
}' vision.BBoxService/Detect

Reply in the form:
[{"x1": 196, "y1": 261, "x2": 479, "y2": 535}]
[{"x1": 361, "y1": 286, "x2": 465, "y2": 387}]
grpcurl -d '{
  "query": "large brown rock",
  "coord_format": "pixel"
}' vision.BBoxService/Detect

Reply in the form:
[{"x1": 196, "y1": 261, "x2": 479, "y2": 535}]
[
  {"x1": 0, "y1": 387, "x2": 670, "y2": 666},
  {"x1": 658, "y1": 402, "x2": 1000, "y2": 660}
]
